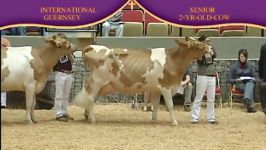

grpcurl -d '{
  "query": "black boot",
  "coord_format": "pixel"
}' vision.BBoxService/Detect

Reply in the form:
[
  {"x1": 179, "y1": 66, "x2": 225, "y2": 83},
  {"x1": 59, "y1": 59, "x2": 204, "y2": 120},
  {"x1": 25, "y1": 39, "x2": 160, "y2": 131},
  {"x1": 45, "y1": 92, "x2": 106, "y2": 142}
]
[
  {"x1": 244, "y1": 98, "x2": 256, "y2": 113},
  {"x1": 247, "y1": 106, "x2": 257, "y2": 113}
]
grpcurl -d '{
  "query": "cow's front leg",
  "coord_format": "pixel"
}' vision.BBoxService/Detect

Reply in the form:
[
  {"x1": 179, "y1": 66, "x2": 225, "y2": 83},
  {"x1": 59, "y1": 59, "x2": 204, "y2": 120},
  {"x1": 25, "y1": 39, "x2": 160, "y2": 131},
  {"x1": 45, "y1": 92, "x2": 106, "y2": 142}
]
[
  {"x1": 161, "y1": 88, "x2": 178, "y2": 126},
  {"x1": 84, "y1": 109, "x2": 89, "y2": 120},
  {"x1": 150, "y1": 92, "x2": 161, "y2": 122},
  {"x1": 88, "y1": 100, "x2": 95, "y2": 123},
  {"x1": 25, "y1": 84, "x2": 35, "y2": 124},
  {"x1": 30, "y1": 94, "x2": 37, "y2": 123},
  {"x1": 84, "y1": 97, "x2": 96, "y2": 124}
]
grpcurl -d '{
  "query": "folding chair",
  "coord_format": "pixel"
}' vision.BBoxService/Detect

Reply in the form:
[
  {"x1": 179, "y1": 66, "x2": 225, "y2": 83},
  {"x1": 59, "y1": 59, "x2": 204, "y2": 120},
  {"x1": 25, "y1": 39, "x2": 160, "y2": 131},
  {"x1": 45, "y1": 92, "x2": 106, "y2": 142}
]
[
  {"x1": 122, "y1": 10, "x2": 144, "y2": 36},
  {"x1": 215, "y1": 72, "x2": 223, "y2": 108},
  {"x1": 228, "y1": 84, "x2": 244, "y2": 108}
]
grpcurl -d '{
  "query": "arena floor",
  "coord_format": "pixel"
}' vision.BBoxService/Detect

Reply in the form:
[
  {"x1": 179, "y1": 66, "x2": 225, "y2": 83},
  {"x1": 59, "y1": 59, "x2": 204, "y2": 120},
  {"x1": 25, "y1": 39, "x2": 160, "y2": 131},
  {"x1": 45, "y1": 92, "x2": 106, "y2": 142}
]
[{"x1": 1, "y1": 103, "x2": 266, "y2": 150}]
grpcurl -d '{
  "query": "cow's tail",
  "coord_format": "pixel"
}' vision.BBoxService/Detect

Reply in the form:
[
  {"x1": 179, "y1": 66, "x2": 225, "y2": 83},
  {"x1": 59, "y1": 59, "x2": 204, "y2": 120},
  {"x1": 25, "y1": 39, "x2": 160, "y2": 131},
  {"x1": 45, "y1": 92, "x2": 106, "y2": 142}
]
[{"x1": 72, "y1": 87, "x2": 92, "y2": 108}]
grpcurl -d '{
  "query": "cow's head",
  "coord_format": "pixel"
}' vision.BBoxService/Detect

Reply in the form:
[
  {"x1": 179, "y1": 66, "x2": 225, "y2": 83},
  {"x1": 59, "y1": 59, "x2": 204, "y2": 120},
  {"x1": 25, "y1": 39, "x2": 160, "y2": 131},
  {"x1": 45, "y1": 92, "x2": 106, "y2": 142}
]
[
  {"x1": 45, "y1": 33, "x2": 77, "y2": 55},
  {"x1": 174, "y1": 36, "x2": 212, "y2": 60}
]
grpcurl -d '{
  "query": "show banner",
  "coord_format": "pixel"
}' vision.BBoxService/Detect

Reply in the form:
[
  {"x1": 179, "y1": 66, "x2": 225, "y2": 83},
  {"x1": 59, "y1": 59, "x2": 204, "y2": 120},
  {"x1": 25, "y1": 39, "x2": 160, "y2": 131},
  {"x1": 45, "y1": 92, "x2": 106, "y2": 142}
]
[
  {"x1": 137, "y1": 0, "x2": 266, "y2": 27},
  {"x1": 0, "y1": 0, "x2": 265, "y2": 29}
]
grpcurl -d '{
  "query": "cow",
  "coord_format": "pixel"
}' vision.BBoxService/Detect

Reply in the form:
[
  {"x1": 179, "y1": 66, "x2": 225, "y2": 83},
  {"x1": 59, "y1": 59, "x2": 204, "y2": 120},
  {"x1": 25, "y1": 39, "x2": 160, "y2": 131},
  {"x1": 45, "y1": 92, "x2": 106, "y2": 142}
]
[
  {"x1": 73, "y1": 37, "x2": 212, "y2": 126},
  {"x1": 1, "y1": 34, "x2": 77, "y2": 124}
]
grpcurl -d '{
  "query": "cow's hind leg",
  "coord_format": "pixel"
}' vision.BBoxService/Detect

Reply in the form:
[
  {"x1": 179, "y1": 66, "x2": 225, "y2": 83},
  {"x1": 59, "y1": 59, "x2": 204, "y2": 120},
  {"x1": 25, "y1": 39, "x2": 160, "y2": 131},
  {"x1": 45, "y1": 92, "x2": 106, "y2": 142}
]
[
  {"x1": 160, "y1": 88, "x2": 178, "y2": 126},
  {"x1": 25, "y1": 85, "x2": 35, "y2": 124},
  {"x1": 150, "y1": 92, "x2": 161, "y2": 122},
  {"x1": 84, "y1": 109, "x2": 89, "y2": 120}
]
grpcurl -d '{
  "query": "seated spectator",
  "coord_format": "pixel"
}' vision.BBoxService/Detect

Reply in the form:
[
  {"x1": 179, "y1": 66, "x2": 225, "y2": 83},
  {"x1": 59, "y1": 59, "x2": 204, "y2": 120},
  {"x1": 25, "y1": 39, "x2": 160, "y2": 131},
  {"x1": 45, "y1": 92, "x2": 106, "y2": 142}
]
[
  {"x1": 176, "y1": 69, "x2": 193, "y2": 112},
  {"x1": 102, "y1": 11, "x2": 124, "y2": 37},
  {"x1": 258, "y1": 43, "x2": 266, "y2": 115},
  {"x1": 229, "y1": 49, "x2": 257, "y2": 113}
]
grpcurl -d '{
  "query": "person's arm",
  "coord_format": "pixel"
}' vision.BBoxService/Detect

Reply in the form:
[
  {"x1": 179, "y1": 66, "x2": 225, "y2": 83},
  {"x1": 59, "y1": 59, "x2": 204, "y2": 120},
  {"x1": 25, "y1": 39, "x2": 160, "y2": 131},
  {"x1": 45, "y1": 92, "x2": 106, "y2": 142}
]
[
  {"x1": 211, "y1": 47, "x2": 217, "y2": 58},
  {"x1": 181, "y1": 75, "x2": 190, "y2": 85},
  {"x1": 249, "y1": 63, "x2": 256, "y2": 78},
  {"x1": 228, "y1": 65, "x2": 240, "y2": 83},
  {"x1": 67, "y1": 53, "x2": 75, "y2": 63}
]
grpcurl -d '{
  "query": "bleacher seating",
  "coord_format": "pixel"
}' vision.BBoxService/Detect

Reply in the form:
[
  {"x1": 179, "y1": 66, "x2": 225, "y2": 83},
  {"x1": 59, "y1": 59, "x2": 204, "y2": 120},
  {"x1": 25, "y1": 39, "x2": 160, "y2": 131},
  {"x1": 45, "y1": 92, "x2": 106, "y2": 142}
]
[
  {"x1": 122, "y1": 10, "x2": 144, "y2": 36},
  {"x1": 99, "y1": 7, "x2": 265, "y2": 37},
  {"x1": 26, "y1": 27, "x2": 42, "y2": 36},
  {"x1": 146, "y1": 23, "x2": 169, "y2": 36},
  {"x1": 171, "y1": 26, "x2": 181, "y2": 37},
  {"x1": 181, "y1": 28, "x2": 196, "y2": 37},
  {"x1": 220, "y1": 25, "x2": 246, "y2": 37},
  {"x1": 196, "y1": 28, "x2": 220, "y2": 37},
  {"x1": 246, "y1": 26, "x2": 262, "y2": 36},
  {"x1": 123, "y1": 22, "x2": 144, "y2": 36},
  {"x1": 144, "y1": 12, "x2": 169, "y2": 36}
]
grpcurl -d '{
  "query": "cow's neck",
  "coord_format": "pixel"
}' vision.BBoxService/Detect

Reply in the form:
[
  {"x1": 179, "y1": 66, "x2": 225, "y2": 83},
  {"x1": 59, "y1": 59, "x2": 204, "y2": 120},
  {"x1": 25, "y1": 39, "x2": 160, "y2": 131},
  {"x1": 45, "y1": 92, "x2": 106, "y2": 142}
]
[
  {"x1": 39, "y1": 46, "x2": 63, "y2": 70},
  {"x1": 174, "y1": 51, "x2": 193, "y2": 73}
]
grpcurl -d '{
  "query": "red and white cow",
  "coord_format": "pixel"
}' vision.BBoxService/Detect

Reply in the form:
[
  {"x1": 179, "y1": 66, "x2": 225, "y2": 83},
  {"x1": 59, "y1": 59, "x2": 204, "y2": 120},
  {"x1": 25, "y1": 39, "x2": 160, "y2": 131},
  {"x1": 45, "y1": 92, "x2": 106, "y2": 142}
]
[
  {"x1": 1, "y1": 34, "x2": 77, "y2": 124},
  {"x1": 73, "y1": 37, "x2": 212, "y2": 126}
]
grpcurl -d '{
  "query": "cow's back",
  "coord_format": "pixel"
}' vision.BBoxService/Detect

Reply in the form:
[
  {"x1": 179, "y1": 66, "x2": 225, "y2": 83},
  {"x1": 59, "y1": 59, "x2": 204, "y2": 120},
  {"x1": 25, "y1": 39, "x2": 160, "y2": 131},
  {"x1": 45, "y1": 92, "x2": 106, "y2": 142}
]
[{"x1": 116, "y1": 49, "x2": 154, "y2": 86}]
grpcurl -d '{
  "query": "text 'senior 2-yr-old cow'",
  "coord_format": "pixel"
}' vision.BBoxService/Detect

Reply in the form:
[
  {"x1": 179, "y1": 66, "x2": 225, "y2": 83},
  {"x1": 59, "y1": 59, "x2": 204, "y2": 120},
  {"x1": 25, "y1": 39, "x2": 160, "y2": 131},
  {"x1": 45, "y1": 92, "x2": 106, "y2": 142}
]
[
  {"x1": 1, "y1": 34, "x2": 77, "y2": 124},
  {"x1": 73, "y1": 37, "x2": 212, "y2": 126}
]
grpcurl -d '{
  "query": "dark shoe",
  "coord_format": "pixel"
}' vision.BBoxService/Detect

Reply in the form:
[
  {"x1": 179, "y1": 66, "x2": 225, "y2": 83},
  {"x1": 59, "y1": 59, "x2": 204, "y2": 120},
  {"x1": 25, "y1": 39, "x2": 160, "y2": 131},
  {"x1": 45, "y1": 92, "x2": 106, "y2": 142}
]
[
  {"x1": 64, "y1": 114, "x2": 74, "y2": 120},
  {"x1": 209, "y1": 121, "x2": 219, "y2": 124},
  {"x1": 191, "y1": 121, "x2": 199, "y2": 124},
  {"x1": 247, "y1": 107, "x2": 257, "y2": 113},
  {"x1": 1, "y1": 106, "x2": 6, "y2": 109},
  {"x1": 184, "y1": 105, "x2": 191, "y2": 112},
  {"x1": 56, "y1": 116, "x2": 68, "y2": 122}
]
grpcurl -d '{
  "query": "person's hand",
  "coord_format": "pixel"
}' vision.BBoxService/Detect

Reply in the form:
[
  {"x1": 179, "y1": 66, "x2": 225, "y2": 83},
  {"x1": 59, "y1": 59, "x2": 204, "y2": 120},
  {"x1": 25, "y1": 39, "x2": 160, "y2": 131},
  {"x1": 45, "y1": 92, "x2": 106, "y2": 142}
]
[
  {"x1": 180, "y1": 81, "x2": 186, "y2": 86},
  {"x1": 205, "y1": 53, "x2": 212, "y2": 58}
]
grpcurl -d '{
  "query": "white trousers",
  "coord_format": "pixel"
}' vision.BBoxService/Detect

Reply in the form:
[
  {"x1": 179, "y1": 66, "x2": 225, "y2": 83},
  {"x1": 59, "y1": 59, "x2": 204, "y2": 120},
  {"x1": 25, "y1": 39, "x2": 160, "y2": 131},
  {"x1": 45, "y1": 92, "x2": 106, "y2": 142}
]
[
  {"x1": 192, "y1": 75, "x2": 216, "y2": 122},
  {"x1": 54, "y1": 72, "x2": 74, "y2": 117},
  {"x1": 1, "y1": 92, "x2": 7, "y2": 107},
  {"x1": 102, "y1": 22, "x2": 123, "y2": 37}
]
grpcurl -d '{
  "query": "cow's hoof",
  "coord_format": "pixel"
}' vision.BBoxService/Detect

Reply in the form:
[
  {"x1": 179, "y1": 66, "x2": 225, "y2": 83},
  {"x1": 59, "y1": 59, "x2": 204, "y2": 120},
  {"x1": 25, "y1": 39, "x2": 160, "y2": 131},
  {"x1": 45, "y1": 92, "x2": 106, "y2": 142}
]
[
  {"x1": 90, "y1": 119, "x2": 96, "y2": 124},
  {"x1": 171, "y1": 122, "x2": 178, "y2": 126},
  {"x1": 84, "y1": 114, "x2": 88, "y2": 120},
  {"x1": 26, "y1": 120, "x2": 34, "y2": 125},
  {"x1": 32, "y1": 120, "x2": 38, "y2": 124},
  {"x1": 148, "y1": 106, "x2": 153, "y2": 112},
  {"x1": 142, "y1": 106, "x2": 147, "y2": 112}
]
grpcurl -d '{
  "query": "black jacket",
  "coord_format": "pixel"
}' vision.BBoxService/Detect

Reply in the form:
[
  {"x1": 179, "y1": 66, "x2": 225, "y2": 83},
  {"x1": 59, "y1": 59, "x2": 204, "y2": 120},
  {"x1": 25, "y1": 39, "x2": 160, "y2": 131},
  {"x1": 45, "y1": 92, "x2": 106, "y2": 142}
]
[{"x1": 259, "y1": 43, "x2": 266, "y2": 82}]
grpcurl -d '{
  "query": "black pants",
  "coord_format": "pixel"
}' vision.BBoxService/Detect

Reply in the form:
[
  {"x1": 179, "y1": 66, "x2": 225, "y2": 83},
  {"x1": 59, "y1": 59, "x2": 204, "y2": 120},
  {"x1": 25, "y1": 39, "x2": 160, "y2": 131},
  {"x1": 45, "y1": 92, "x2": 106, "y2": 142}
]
[{"x1": 259, "y1": 82, "x2": 266, "y2": 109}]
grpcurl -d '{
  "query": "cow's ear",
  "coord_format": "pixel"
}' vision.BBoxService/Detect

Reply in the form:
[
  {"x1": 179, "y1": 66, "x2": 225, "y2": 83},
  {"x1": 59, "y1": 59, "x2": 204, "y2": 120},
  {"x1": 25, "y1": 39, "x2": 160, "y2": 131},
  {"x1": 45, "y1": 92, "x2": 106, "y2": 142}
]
[
  {"x1": 175, "y1": 39, "x2": 188, "y2": 47},
  {"x1": 45, "y1": 37, "x2": 63, "y2": 48},
  {"x1": 45, "y1": 37, "x2": 57, "y2": 46}
]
